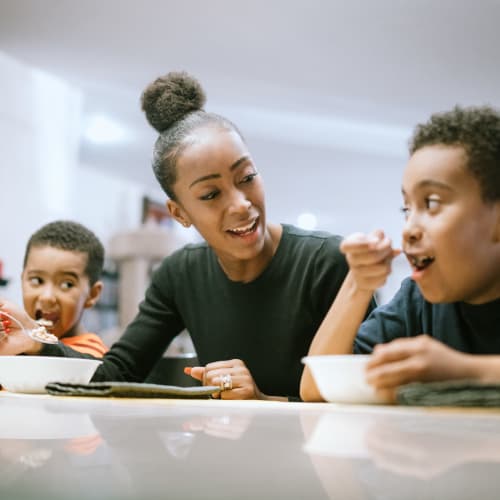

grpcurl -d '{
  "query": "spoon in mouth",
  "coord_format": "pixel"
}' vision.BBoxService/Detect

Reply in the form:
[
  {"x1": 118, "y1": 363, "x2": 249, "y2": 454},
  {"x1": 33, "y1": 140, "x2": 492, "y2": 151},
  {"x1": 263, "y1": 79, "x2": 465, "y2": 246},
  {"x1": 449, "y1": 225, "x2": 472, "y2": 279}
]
[{"x1": 0, "y1": 311, "x2": 59, "y2": 344}]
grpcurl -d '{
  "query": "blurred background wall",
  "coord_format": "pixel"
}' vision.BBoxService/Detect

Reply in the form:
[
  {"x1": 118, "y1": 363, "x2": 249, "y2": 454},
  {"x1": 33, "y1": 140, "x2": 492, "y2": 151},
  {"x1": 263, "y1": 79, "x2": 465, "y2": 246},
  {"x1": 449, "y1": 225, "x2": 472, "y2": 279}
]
[{"x1": 0, "y1": 1, "x2": 499, "y2": 336}]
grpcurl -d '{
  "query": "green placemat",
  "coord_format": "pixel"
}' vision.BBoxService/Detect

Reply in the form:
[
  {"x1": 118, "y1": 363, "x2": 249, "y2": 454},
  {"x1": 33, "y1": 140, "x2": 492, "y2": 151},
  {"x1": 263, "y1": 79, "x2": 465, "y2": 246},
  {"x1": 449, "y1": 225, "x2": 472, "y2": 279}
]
[
  {"x1": 46, "y1": 381, "x2": 221, "y2": 399},
  {"x1": 397, "y1": 380, "x2": 500, "y2": 407}
]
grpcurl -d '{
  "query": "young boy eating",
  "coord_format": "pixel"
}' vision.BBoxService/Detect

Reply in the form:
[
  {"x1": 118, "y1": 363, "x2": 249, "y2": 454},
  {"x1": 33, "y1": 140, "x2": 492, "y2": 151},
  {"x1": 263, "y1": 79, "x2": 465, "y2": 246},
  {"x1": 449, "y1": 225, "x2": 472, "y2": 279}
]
[
  {"x1": 301, "y1": 105, "x2": 500, "y2": 402},
  {"x1": 0, "y1": 220, "x2": 108, "y2": 357}
]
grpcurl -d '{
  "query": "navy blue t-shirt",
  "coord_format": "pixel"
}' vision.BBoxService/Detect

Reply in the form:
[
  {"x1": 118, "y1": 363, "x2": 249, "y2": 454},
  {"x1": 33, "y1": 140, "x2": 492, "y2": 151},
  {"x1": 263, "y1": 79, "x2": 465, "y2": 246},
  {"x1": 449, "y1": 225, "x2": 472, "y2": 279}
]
[{"x1": 355, "y1": 277, "x2": 500, "y2": 354}]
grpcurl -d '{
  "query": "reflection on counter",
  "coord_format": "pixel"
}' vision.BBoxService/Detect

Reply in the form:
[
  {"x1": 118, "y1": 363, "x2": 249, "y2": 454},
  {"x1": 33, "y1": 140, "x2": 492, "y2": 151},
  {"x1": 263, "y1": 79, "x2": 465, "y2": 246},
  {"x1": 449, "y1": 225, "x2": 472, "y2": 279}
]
[
  {"x1": 0, "y1": 394, "x2": 328, "y2": 500},
  {"x1": 0, "y1": 395, "x2": 97, "y2": 440},
  {"x1": 303, "y1": 407, "x2": 500, "y2": 500},
  {"x1": 4, "y1": 392, "x2": 500, "y2": 500}
]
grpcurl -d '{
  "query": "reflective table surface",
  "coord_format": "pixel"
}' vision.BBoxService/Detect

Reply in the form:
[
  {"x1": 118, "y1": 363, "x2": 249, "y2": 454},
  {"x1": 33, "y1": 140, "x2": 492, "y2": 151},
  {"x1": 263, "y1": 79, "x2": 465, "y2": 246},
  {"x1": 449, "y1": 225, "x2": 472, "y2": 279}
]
[{"x1": 2, "y1": 392, "x2": 500, "y2": 500}]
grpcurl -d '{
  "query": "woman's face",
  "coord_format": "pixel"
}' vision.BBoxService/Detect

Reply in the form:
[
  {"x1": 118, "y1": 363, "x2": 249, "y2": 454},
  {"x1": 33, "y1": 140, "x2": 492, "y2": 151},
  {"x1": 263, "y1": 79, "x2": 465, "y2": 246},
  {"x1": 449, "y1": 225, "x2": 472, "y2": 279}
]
[{"x1": 167, "y1": 127, "x2": 268, "y2": 264}]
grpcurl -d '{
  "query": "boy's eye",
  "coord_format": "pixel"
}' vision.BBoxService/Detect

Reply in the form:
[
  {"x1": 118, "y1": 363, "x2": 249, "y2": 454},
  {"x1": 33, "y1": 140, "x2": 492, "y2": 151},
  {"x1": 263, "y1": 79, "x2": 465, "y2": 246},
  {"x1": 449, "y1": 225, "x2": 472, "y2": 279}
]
[
  {"x1": 29, "y1": 277, "x2": 42, "y2": 286},
  {"x1": 425, "y1": 197, "x2": 441, "y2": 211},
  {"x1": 200, "y1": 190, "x2": 219, "y2": 201},
  {"x1": 60, "y1": 281, "x2": 76, "y2": 290}
]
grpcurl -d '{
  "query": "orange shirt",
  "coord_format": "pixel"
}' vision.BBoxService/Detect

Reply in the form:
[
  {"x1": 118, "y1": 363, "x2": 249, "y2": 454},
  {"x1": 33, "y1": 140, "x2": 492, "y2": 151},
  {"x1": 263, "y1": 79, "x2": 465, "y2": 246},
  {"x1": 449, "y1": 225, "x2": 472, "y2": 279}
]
[{"x1": 61, "y1": 333, "x2": 108, "y2": 358}]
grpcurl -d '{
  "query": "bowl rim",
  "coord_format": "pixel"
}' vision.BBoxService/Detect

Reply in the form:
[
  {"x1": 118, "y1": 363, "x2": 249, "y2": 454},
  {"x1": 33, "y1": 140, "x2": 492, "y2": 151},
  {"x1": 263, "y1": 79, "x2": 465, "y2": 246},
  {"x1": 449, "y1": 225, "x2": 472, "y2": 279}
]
[
  {"x1": 302, "y1": 354, "x2": 371, "y2": 364},
  {"x1": 0, "y1": 355, "x2": 102, "y2": 365},
  {"x1": 0, "y1": 356, "x2": 103, "y2": 393}
]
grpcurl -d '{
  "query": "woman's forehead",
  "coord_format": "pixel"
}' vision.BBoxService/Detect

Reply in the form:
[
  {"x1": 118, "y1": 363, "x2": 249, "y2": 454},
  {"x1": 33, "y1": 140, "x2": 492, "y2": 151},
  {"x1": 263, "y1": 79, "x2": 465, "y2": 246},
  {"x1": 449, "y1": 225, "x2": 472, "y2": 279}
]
[{"x1": 177, "y1": 129, "x2": 249, "y2": 178}]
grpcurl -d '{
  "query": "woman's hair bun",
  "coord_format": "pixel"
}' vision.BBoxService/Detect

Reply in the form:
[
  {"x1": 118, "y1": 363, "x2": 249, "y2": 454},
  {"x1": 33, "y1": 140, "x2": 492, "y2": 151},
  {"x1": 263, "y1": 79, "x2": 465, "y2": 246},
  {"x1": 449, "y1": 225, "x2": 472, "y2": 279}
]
[{"x1": 141, "y1": 71, "x2": 206, "y2": 133}]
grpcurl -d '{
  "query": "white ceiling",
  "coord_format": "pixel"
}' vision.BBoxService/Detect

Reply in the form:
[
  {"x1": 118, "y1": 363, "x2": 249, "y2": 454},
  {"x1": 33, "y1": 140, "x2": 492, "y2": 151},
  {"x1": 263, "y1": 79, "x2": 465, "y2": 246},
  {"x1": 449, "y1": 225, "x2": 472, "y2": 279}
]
[{"x1": 1, "y1": 0, "x2": 499, "y2": 193}]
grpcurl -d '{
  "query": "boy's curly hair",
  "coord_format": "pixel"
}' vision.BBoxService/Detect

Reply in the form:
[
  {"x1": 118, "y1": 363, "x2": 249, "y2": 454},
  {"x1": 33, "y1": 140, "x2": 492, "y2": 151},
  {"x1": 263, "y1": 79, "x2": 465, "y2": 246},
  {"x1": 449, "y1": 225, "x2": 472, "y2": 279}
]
[
  {"x1": 23, "y1": 220, "x2": 104, "y2": 285},
  {"x1": 409, "y1": 105, "x2": 500, "y2": 202}
]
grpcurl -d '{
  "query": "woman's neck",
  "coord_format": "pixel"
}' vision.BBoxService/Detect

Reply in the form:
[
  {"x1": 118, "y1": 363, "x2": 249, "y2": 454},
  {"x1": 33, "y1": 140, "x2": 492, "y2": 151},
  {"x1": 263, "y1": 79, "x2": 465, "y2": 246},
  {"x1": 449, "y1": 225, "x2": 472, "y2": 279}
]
[{"x1": 218, "y1": 223, "x2": 283, "y2": 283}]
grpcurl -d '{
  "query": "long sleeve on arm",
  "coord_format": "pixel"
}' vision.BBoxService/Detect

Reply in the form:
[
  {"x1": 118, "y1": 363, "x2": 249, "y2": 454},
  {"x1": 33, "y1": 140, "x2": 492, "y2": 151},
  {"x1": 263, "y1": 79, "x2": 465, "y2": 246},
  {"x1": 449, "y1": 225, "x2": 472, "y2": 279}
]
[{"x1": 42, "y1": 257, "x2": 184, "y2": 382}]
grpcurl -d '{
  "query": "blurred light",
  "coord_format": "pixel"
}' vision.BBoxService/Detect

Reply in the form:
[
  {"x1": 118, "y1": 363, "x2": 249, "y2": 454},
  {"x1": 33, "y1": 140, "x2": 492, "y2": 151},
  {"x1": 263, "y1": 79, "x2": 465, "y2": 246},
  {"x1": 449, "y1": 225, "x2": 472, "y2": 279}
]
[
  {"x1": 84, "y1": 115, "x2": 125, "y2": 143},
  {"x1": 297, "y1": 213, "x2": 317, "y2": 230}
]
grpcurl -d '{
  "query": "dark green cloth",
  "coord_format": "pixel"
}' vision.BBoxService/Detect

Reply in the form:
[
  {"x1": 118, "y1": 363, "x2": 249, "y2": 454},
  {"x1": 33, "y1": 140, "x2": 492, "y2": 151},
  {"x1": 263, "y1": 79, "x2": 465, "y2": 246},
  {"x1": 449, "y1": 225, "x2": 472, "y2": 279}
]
[
  {"x1": 46, "y1": 381, "x2": 220, "y2": 398},
  {"x1": 397, "y1": 380, "x2": 500, "y2": 407},
  {"x1": 42, "y1": 224, "x2": 368, "y2": 399}
]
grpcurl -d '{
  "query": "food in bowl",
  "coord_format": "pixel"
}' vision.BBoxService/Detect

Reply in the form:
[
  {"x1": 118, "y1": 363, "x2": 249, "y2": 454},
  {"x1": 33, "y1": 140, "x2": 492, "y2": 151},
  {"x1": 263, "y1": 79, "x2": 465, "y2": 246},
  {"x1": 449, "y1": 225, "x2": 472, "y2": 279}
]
[
  {"x1": 302, "y1": 354, "x2": 382, "y2": 404},
  {"x1": 0, "y1": 356, "x2": 102, "y2": 394}
]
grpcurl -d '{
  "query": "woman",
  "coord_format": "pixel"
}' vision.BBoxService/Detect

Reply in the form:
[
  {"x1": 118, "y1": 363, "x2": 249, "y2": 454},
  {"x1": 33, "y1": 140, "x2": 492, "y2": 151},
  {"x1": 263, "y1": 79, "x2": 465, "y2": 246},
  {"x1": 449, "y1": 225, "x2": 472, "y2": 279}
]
[{"x1": 1, "y1": 71, "x2": 367, "y2": 400}]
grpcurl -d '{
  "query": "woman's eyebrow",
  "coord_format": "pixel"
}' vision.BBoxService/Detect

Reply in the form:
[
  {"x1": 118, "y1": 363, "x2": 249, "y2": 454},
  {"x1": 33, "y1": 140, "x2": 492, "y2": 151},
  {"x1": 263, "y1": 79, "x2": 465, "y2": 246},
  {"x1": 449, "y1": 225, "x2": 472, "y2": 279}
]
[
  {"x1": 189, "y1": 155, "x2": 251, "y2": 188},
  {"x1": 189, "y1": 173, "x2": 220, "y2": 188},
  {"x1": 229, "y1": 155, "x2": 250, "y2": 171}
]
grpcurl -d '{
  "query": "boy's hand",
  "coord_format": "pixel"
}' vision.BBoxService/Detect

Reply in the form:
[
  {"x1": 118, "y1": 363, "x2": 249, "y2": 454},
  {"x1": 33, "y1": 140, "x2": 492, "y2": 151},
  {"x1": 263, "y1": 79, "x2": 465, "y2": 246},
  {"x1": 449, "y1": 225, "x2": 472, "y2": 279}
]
[
  {"x1": 365, "y1": 335, "x2": 470, "y2": 400},
  {"x1": 340, "y1": 230, "x2": 401, "y2": 292},
  {"x1": 185, "y1": 359, "x2": 264, "y2": 400},
  {"x1": 0, "y1": 300, "x2": 43, "y2": 355}
]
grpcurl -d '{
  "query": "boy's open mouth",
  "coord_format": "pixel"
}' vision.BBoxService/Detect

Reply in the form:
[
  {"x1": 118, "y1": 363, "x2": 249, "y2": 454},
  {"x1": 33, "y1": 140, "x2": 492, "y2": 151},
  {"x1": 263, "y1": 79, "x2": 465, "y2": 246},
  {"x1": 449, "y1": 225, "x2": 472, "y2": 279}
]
[
  {"x1": 407, "y1": 254, "x2": 435, "y2": 271},
  {"x1": 35, "y1": 310, "x2": 56, "y2": 329}
]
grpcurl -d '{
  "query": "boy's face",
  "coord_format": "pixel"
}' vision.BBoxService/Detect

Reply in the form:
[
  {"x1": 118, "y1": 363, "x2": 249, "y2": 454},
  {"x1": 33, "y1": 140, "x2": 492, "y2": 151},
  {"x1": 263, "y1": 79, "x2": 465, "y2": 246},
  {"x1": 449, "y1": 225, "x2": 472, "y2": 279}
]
[
  {"x1": 22, "y1": 245, "x2": 102, "y2": 338},
  {"x1": 402, "y1": 145, "x2": 500, "y2": 304}
]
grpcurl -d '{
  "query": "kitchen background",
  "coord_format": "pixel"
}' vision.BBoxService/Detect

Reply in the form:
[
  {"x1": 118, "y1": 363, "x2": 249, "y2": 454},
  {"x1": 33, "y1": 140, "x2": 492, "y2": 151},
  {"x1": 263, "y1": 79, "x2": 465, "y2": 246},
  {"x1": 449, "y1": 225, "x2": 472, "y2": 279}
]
[{"x1": 1, "y1": 1, "x2": 499, "y2": 349}]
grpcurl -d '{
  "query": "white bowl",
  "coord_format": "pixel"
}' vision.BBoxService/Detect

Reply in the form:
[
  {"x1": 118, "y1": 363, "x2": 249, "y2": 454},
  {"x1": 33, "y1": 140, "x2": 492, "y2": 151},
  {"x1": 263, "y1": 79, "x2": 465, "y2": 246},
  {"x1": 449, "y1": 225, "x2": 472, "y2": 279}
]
[
  {"x1": 302, "y1": 354, "x2": 381, "y2": 404},
  {"x1": 0, "y1": 356, "x2": 102, "y2": 394}
]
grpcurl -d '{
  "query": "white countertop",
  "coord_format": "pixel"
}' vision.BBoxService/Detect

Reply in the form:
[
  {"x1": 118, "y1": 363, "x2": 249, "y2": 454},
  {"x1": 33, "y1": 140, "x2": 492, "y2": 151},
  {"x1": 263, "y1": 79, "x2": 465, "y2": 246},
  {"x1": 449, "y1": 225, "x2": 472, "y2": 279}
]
[{"x1": 1, "y1": 391, "x2": 500, "y2": 500}]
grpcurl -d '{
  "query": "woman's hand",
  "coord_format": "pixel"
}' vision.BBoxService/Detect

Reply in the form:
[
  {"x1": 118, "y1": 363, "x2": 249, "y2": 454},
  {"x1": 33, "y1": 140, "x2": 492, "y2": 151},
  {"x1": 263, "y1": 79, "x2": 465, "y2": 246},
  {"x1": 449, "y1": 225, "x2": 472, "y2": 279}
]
[
  {"x1": 340, "y1": 230, "x2": 400, "y2": 293},
  {"x1": 365, "y1": 335, "x2": 472, "y2": 401},
  {"x1": 0, "y1": 299, "x2": 42, "y2": 355},
  {"x1": 185, "y1": 359, "x2": 264, "y2": 400}
]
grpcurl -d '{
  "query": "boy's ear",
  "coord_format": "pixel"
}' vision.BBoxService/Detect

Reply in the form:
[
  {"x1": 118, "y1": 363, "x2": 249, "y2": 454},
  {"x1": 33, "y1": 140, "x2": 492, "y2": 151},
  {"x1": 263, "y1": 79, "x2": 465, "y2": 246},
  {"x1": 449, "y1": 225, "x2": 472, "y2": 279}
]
[
  {"x1": 167, "y1": 199, "x2": 192, "y2": 228},
  {"x1": 84, "y1": 280, "x2": 103, "y2": 309}
]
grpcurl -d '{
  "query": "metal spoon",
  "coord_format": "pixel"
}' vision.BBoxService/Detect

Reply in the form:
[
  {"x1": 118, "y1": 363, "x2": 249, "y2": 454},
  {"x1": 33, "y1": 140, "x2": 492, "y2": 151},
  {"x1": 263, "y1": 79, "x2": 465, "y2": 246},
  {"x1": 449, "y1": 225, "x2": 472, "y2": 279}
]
[{"x1": 0, "y1": 311, "x2": 59, "y2": 344}]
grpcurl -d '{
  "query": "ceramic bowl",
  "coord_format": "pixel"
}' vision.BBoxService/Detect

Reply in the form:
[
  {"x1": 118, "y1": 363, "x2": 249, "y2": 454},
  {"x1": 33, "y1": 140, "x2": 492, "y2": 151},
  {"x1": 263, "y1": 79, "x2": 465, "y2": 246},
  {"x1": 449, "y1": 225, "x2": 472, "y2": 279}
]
[
  {"x1": 302, "y1": 354, "x2": 381, "y2": 404},
  {"x1": 0, "y1": 356, "x2": 102, "y2": 394}
]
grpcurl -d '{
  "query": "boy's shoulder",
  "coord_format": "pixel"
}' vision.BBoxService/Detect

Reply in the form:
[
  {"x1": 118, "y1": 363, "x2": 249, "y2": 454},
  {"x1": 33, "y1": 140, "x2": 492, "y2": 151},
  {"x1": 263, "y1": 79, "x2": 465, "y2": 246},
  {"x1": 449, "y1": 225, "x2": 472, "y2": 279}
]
[{"x1": 392, "y1": 277, "x2": 430, "y2": 309}]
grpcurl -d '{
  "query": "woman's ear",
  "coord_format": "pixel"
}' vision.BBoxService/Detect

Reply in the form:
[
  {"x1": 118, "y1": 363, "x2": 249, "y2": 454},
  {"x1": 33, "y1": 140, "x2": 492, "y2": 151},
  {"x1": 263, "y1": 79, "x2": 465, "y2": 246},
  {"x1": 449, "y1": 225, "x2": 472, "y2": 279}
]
[
  {"x1": 85, "y1": 281, "x2": 103, "y2": 309},
  {"x1": 167, "y1": 200, "x2": 192, "y2": 228}
]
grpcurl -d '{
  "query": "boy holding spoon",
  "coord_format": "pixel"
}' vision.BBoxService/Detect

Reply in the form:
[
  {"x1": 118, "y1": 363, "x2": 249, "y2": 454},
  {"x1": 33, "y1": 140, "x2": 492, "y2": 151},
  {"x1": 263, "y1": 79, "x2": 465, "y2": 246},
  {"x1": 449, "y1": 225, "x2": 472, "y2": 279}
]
[
  {"x1": 301, "y1": 105, "x2": 500, "y2": 402},
  {"x1": 0, "y1": 220, "x2": 107, "y2": 357}
]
